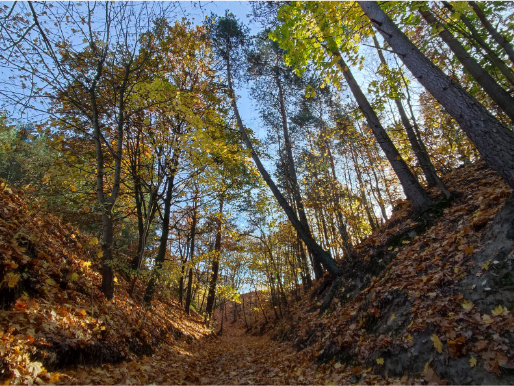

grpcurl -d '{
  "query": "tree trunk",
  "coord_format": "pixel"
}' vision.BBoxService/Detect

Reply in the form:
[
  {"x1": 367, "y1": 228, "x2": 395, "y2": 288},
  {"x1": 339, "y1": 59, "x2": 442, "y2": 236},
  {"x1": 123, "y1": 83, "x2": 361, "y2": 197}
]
[
  {"x1": 360, "y1": 1, "x2": 514, "y2": 190},
  {"x1": 468, "y1": 1, "x2": 514, "y2": 66},
  {"x1": 296, "y1": 238, "x2": 312, "y2": 288},
  {"x1": 443, "y1": 2, "x2": 514, "y2": 88},
  {"x1": 225, "y1": 53, "x2": 341, "y2": 277},
  {"x1": 323, "y1": 132, "x2": 354, "y2": 257},
  {"x1": 205, "y1": 193, "x2": 225, "y2": 319},
  {"x1": 276, "y1": 72, "x2": 325, "y2": 279},
  {"x1": 418, "y1": 6, "x2": 514, "y2": 122},
  {"x1": 373, "y1": 35, "x2": 451, "y2": 198},
  {"x1": 333, "y1": 50, "x2": 433, "y2": 215},
  {"x1": 143, "y1": 148, "x2": 181, "y2": 305},
  {"x1": 185, "y1": 194, "x2": 199, "y2": 315}
]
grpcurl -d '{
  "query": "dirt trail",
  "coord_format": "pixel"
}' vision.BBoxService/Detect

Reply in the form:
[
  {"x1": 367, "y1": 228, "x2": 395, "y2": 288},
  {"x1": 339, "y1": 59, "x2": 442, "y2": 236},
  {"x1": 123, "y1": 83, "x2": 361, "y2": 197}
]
[{"x1": 58, "y1": 313, "x2": 317, "y2": 385}]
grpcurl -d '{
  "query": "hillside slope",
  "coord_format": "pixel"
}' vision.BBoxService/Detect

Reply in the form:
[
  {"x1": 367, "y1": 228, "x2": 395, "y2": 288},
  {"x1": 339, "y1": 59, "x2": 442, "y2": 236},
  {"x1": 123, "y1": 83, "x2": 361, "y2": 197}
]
[
  {"x1": 261, "y1": 161, "x2": 514, "y2": 384},
  {"x1": 1, "y1": 161, "x2": 513, "y2": 385},
  {"x1": 0, "y1": 183, "x2": 210, "y2": 384}
]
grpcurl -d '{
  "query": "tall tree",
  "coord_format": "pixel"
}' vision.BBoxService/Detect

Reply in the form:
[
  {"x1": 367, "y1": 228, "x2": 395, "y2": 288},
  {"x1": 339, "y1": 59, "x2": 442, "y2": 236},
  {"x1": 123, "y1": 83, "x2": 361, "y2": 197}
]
[
  {"x1": 372, "y1": 35, "x2": 451, "y2": 198},
  {"x1": 417, "y1": 4, "x2": 514, "y2": 122},
  {"x1": 209, "y1": 14, "x2": 341, "y2": 277},
  {"x1": 468, "y1": 1, "x2": 514, "y2": 66},
  {"x1": 359, "y1": 1, "x2": 514, "y2": 190}
]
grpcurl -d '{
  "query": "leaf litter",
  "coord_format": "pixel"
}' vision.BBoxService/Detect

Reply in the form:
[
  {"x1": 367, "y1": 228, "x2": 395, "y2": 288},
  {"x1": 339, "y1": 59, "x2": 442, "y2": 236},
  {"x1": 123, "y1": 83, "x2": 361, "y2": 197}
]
[{"x1": 0, "y1": 161, "x2": 513, "y2": 384}]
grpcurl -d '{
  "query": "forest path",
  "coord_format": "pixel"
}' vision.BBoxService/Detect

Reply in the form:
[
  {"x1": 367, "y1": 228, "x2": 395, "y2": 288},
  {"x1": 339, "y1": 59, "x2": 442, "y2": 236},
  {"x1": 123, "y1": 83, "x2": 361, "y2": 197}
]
[{"x1": 59, "y1": 313, "x2": 318, "y2": 385}]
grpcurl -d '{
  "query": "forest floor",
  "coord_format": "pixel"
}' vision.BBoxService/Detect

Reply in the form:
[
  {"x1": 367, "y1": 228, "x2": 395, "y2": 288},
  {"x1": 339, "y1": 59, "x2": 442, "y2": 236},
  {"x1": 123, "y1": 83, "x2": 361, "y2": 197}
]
[
  {"x1": 57, "y1": 318, "x2": 315, "y2": 385},
  {"x1": 1, "y1": 160, "x2": 513, "y2": 384}
]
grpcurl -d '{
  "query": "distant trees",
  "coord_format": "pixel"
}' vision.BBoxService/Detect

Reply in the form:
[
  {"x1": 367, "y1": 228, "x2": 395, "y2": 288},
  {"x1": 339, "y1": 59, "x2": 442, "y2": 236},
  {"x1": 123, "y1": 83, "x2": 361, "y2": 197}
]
[{"x1": 1, "y1": 1, "x2": 513, "y2": 323}]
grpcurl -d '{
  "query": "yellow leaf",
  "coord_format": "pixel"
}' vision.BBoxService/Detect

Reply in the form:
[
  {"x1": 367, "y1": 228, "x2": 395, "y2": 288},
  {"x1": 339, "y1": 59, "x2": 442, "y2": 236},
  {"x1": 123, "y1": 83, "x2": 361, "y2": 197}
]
[
  {"x1": 481, "y1": 314, "x2": 494, "y2": 324},
  {"x1": 376, "y1": 357, "x2": 384, "y2": 365},
  {"x1": 97, "y1": 250, "x2": 103, "y2": 258},
  {"x1": 431, "y1": 334, "x2": 443, "y2": 353},
  {"x1": 45, "y1": 278, "x2": 56, "y2": 286},
  {"x1": 491, "y1": 305, "x2": 505, "y2": 316},
  {"x1": 88, "y1": 237, "x2": 99, "y2": 246},
  {"x1": 7, "y1": 273, "x2": 20, "y2": 288},
  {"x1": 461, "y1": 300, "x2": 474, "y2": 310},
  {"x1": 469, "y1": 356, "x2": 477, "y2": 367},
  {"x1": 389, "y1": 313, "x2": 396, "y2": 322},
  {"x1": 483, "y1": 260, "x2": 490, "y2": 270},
  {"x1": 334, "y1": 362, "x2": 341, "y2": 369},
  {"x1": 71, "y1": 185, "x2": 77, "y2": 192},
  {"x1": 70, "y1": 272, "x2": 79, "y2": 281}
]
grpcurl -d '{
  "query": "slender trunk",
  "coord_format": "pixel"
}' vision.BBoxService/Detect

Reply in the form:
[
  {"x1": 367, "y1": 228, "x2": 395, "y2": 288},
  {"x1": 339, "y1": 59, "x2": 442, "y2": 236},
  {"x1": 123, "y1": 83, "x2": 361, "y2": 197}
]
[
  {"x1": 351, "y1": 148, "x2": 379, "y2": 231},
  {"x1": 468, "y1": 1, "x2": 514, "y2": 66},
  {"x1": 361, "y1": 2, "x2": 514, "y2": 190},
  {"x1": 225, "y1": 53, "x2": 340, "y2": 276},
  {"x1": 276, "y1": 73, "x2": 325, "y2": 279},
  {"x1": 185, "y1": 194, "x2": 199, "y2": 314},
  {"x1": 332, "y1": 49, "x2": 433, "y2": 215},
  {"x1": 129, "y1": 188, "x2": 158, "y2": 297},
  {"x1": 205, "y1": 193, "x2": 225, "y2": 319},
  {"x1": 324, "y1": 132, "x2": 354, "y2": 256},
  {"x1": 185, "y1": 268, "x2": 194, "y2": 314},
  {"x1": 143, "y1": 148, "x2": 181, "y2": 305},
  {"x1": 242, "y1": 296, "x2": 248, "y2": 329},
  {"x1": 178, "y1": 235, "x2": 189, "y2": 306},
  {"x1": 297, "y1": 238, "x2": 312, "y2": 288},
  {"x1": 200, "y1": 281, "x2": 207, "y2": 313},
  {"x1": 443, "y1": 2, "x2": 514, "y2": 88},
  {"x1": 418, "y1": 6, "x2": 514, "y2": 122},
  {"x1": 373, "y1": 36, "x2": 451, "y2": 198}
]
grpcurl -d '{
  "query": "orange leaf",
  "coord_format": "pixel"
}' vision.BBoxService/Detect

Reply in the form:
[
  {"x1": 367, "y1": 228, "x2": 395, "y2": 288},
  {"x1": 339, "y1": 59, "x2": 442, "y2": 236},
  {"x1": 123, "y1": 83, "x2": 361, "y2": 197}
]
[{"x1": 464, "y1": 245, "x2": 474, "y2": 255}]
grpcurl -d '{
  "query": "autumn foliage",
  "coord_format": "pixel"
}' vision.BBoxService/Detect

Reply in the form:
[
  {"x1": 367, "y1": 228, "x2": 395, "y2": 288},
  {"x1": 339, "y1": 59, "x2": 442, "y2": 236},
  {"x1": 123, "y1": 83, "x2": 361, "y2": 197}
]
[
  {"x1": 1, "y1": 160, "x2": 513, "y2": 384},
  {"x1": 0, "y1": 182, "x2": 210, "y2": 384}
]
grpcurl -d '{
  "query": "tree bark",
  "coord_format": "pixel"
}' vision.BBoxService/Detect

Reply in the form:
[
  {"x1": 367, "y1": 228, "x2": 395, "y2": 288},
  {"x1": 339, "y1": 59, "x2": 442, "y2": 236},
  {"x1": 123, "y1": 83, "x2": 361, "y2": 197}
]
[
  {"x1": 442, "y1": 2, "x2": 514, "y2": 88},
  {"x1": 185, "y1": 193, "x2": 199, "y2": 314},
  {"x1": 333, "y1": 49, "x2": 433, "y2": 215},
  {"x1": 373, "y1": 35, "x2": 451, "y2": 198},
  {"x1": 360, "y1": 1, "x2": 514, "y2": 190},
  {"x1": 323, "y1": 129, "x2": 354, "y2": 257},
  {"x1": 418, "y1": 5, "x2": 514, "y2": 122},
  {"x1": 275, "y1": 72, "x2": 324, "y2": 279},
  {"x1": 143, "y1": 147, "x2": 181, "y2": 305}
]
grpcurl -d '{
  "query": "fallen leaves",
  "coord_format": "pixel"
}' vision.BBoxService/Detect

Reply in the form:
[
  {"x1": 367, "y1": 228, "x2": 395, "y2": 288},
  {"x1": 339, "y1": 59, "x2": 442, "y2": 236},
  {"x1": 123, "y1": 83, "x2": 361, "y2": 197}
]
[
  {"x1": 0, "y1": 184, "x2": 211, "y2": 384},
  {"x1": 431, "y1": 334, "x2": 444, "y2": 353},
  {"x1": 1, "y1": 162, "x2": 513, "y2": 385},
  {"x1": 461, "y1": 300, "x2": 474, "y2": 310}
]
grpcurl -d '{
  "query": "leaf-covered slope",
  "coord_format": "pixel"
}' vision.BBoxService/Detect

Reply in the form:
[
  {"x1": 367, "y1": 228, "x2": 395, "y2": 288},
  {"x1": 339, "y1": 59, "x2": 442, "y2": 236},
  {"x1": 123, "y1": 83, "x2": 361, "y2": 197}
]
[
  {"x1": 0, "y1": 183, "x2": 210, "y2": 384},
  {"x1": 266, "y1": 161, "x2": 514, "y2": 384}
]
